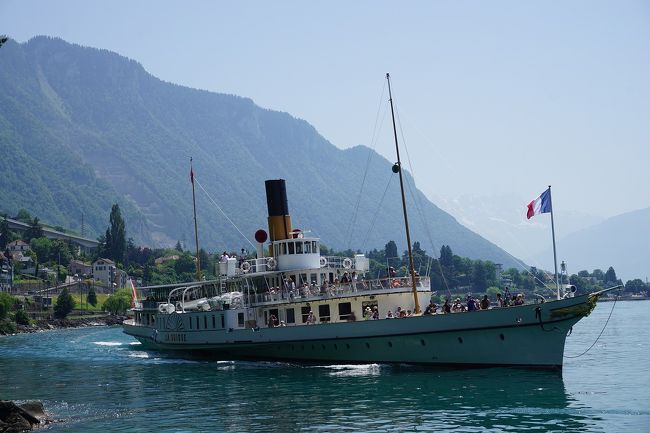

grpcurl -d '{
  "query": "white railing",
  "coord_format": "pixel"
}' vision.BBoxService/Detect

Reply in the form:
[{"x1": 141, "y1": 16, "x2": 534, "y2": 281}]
[{"x1": 247, "y1": 276, "x2": 430, "y2": 306}]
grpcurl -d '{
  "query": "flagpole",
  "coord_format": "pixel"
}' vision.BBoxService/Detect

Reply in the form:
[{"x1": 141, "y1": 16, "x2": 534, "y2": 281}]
[{"x1": 548, "y1": 185, "x2": 560, "y2": 300}]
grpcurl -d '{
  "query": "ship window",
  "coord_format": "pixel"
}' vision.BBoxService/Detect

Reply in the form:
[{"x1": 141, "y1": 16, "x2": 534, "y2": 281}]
[
  {"x1": 189, "y1": 316, "x2": 193, "y2": 329},
  {"x1": 299, "y1": 273, "x2": 308, "y2": 285},
  {"x1": 318, "y1": 304, "x2": 330, "y2": 322},
  {"x1": 312, "y1": 241, "x2": 318, "y2": 253},
  {"x1": 288, "y1": 242, "x2": 295, "y2": 255},
  {"x1": 286, "y1": 308, "x2": 295, "y2": 324},
  {"x1": 204, "y1": 316, "x2": 207, "y2": 329},
  {"x1": 212, "y1": 315, "x2": 216, "y2": 328},
  {"x1": 270, "y1": 308, "x2": 279, "y2": 322},
  {"x1": 221, "y1": 314, "x2": 225, "y2": 328},
  {"x1": 338, "y1": 302, "x2": 352, "y2": 321},
  {"x1": 310, "y1": 273, "x2": 317, "y2": 284},
  {"x1": 304, "y1": 242, "x2": 311, "y2": 253},
  {"x1": 196, "y1": 317, "x2": 200, "y2": 329},
  {"x1": 238, "y1": 313, "x2": 245, "y2": 326},
  {"x1": 296, "y1": 242, "x2": 303, "y2": 254},
  {"x1": 301, "y1": 306, "x2": 311, "y2": 323},
  {"x1": 279, "y1": 243, "x2": 285, "y2": 255}
]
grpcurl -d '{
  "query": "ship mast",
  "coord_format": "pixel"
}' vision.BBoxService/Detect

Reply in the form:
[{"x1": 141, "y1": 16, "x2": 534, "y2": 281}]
[
  {"x1": 386, "y1": 73, "x2": 421, "y2": 314},
  {"x1": 190, "y1": 157, "x2": 201, "y2": 281}
]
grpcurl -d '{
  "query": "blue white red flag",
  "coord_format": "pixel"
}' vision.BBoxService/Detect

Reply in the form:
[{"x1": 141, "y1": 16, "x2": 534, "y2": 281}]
[{"x1": 527, "y1": 188, "x2": 552, "y2": 219}]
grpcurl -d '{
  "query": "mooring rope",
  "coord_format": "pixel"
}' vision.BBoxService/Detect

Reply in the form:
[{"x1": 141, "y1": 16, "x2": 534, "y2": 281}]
[{"x1": 564, "y1": 293, "x2": 619, "y2": 358}]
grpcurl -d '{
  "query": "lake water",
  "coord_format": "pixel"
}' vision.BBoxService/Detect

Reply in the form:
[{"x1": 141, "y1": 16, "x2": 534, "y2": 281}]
[{"x1": 1, "y1": 300, "x2": 648, "y2": 432}]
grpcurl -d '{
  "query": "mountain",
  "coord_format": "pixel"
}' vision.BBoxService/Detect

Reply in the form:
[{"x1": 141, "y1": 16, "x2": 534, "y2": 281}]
[
  {"x1": 0, "y1": 36, "x2": 517, "y2": 267},
  {"x1": 532, "y1": 207, "x2": 650, "y2": 281}
]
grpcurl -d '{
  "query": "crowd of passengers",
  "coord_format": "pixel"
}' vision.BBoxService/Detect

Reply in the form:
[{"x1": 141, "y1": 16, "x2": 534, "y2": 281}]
[{"x1": 265, "y1": 291, "x2": 528, "y2": 327}]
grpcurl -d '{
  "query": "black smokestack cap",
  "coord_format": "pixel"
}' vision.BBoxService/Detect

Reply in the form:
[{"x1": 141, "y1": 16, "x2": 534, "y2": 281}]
[{"x1": 265, "y1": 179, "x2": 289, "y2": 216}]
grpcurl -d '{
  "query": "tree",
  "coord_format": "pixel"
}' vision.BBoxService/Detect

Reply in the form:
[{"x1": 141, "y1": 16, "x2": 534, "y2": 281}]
[
  {"x1": 472, "y1": 260, "x2": 488, "y2": 292},
  {"x1": 592, "y1": 269, "x2": 604, "y2": 281},
  {"x1": 440, "y1": 245, "x2": 453, "y2": 268},
  {"x1": 0, "y1": 215, "x2": 10, "y2": 250},
  {"x1": 24, "y1": 217, "x2": 44, "y2": 242},
  {"x1": 54, "y1": 288, "x2": 76, "y2": 319},
  {"x1": 624, "y1": 279, "x2": 647, "y2": 293},
  {"x1": 102, "y1": 288, "x2": 132, "y2": 314},
  {"x1": 14, "y1": 309, "x2": 29, "y2": 325},
  {"x1": 0, "y1": 35, "x2": 7, "y2": 48},
  {"x1": 604, "y1": 267, "x2": 618, "y2": 284},
  {"x1": 30, "y1": 237, "x2": 52, "y2": 263},
  {"x1": 384, "y1": 241, "x2": 398, "y2": 260},
  {"x1": 0, "y1": 292, "x2": 15, "y2": 320},
  {"x1": 87, "y1": 288, "x2": 98, "y2": 307},
  {"x1": 108, "y1": 204, "x2": 126, "y2": 264},
  {"x1": 174, "y1": 254, "x2": 196, "y2": 275},
  {"x1": 175, "y1": 240, "x2": 183, "y2": 252},
  {"x1": 14, "y1": 209, "x2": 32, "y2": 223}
]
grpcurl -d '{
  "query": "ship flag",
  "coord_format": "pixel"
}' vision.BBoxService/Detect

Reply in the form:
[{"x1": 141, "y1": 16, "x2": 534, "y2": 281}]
[{"x1": 526, "y1": 188, "x2": 552, "y2": 219}]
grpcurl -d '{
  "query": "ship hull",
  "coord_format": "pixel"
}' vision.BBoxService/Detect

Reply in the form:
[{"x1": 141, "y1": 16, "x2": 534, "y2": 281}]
[{"x1": 124, "y1": 293, "x2": 599, "y2": 369}]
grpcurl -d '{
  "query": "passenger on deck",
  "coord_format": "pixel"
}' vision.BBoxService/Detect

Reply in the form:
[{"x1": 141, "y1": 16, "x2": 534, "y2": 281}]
[
  {"x1": 386, "y1": 310, "x2": 394, "y2": 319},
  {"x1": 514, "y1": 294, "x2": 525, "y2": 305},
  {"x1": 406, "y1": 309, "x2": 413, "y2": 317},
  {"x1": 307, "y1": 311, "x2": 316, "y2": 324},
  {"x1": 467, "y1": 296, "x2": 478, "y2": 312},
  {"x1": 220, "y1": 251, "x2": 229, "y2": 263},
  {"x1": 371, "y1": 307, "x2": 379, "y2": 320},
  {"x1": 452, "y1": 298, "x2": 465, "y2": 313},
  {"x1": 395, "y1": 306, "x2": 403, "y2": 318},
  {"x1": 443, "y1": 299, "x2": 451, "y2": 314},
  {"x1": 424, "y1": 302, "x2": 437, "y2": 315},
  {"x1": 480, "y1": 295, "x2": 490, "y2": 310},
  {"x1": 364, "y1": 306, "x2": 372, "y2": 320},
  {"x1": 496, "y1": 293, "x2": 505, "y2": 307},
  {"x1": 268, "y1": 314, "x2": 278, "y2": 327}
]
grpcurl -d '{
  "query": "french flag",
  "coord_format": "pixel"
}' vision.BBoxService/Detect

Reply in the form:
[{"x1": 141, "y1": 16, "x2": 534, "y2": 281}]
[{"x1": 527, "y1": 188, "x2": 552, "y2": 219}]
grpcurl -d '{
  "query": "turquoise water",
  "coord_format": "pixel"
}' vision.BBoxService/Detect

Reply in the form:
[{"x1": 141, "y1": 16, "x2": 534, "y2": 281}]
[{"x1": 1, "y1": 300, "x2": 648, "y2": 432}]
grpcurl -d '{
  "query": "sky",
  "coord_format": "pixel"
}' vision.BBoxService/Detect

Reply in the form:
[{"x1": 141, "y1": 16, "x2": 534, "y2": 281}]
[{"x1": 2, "y1": 0, "x2": 649, "y2": 226}]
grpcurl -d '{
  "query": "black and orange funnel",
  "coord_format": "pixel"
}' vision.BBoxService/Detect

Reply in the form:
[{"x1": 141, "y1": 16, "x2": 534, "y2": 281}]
[{"x1": 265, "y1": 179, "x2": 292, "y2": 242}]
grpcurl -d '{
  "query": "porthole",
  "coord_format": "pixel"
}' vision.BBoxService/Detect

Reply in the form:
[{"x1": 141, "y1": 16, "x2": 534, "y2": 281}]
[{"x1": 458, "y1": 337, "x2": 463, "y2": 344}]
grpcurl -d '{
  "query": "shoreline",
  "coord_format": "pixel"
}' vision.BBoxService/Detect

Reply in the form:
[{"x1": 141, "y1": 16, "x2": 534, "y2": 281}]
[{"x1": 1, "y1": 315, "x2": 127, "y2": 336}]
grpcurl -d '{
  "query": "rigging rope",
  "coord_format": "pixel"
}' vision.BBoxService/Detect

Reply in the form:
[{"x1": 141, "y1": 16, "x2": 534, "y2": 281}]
[
  {"x1": 194, "y1": 178, "x2": 256, "y2": 249},
  {"x1": 345, "y1": 80, "x2": 388, "y2": 250},
  {"x1": 564, "y1": 293, "x2": 619, "y2": 358},
  {"x1": 360, "y1": 175, "x2": 394, "y2": 250},
  {"x1": 394, "y1": 104, "x2": 452, "y2": 298}
]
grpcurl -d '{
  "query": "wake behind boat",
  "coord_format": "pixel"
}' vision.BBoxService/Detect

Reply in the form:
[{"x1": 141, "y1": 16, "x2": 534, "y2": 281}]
[{"x1": 123, "y1": 74, "x2": 613, "y2": 369}]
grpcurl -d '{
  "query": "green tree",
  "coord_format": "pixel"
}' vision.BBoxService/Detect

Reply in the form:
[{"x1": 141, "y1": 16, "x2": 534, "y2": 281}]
[
  {"x1": 14, "y1": 309, "x2": 29, "y2": 325},
  {"x1": 472, "y1": 260, "x2": 488, "y2": 292},
  {"x1": 174, "y1": 254, "x2": 196, "y2": 275},
  {"x1": 49, "y1": 239, "x2": 73, "y2": 266},
  {"x1": 108, "y1": 204, "x2": 126, "y2": 264},
  {"x1": 24, "y1": 217, "x2": 44, "y2": 242},
  {"x1": 54, "y1": 287, "x2": 76, "y2": 319},
  {"x1": 0, "y1": 215, "x2": 10, "y2": 249},
  {"x1": 30, "y1": 237, "x2": 52, "y2": 263},
  {"x1": 384, "y1": 240, "x2": 398, "y2": 260},
  {"x1": 0, "y1": 292, "x2": 16, "y2": 320},
  {"x1": 604, "y1": 267, "x2": 618, "y2": 284},
  {"x1": 592, "y1": 269, "x2": 605, "y2": 281},
  {"x1": 14, "y1": 209, "x2": 32, "y2": 223},
  {"x1": 87, "y1": 288, "x2": 98, "y2": 306},
  {"x1": 175, "y1": 240, "x2": 183, "y2": 252},
  {"x1": 624, "y1": 279, "x2": 647, "y2": 293},
  {"x1": 439, "y1": 245, "x2": 453, "y2": 268},
  {"x1": 102, "y1": 288, "x2": 132, "y2": 314}
]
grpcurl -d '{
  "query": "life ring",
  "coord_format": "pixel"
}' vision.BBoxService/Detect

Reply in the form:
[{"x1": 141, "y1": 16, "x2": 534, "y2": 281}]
[
  {"x1": 342, "y1": 258, "x2": 352, "y2": 269},
  {"x1": 320, "y1": 257, "x2": 328, "y2": 267},
  {"x1": 266, "y1": 257, "x2": 277, "y2": 270},
  {"x1": 240, "y1": 261, "x2": 251, "y2": 273}
]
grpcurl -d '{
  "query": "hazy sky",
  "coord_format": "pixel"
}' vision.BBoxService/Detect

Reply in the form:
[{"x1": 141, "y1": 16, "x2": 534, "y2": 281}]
[{"x1": 2, "y1": 0, "x2": 649, "y2": 221}]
